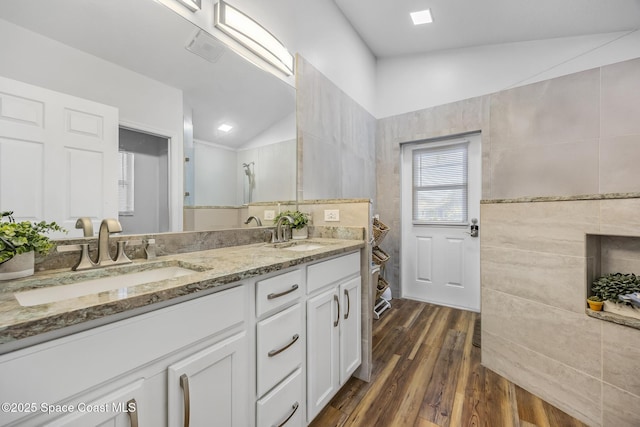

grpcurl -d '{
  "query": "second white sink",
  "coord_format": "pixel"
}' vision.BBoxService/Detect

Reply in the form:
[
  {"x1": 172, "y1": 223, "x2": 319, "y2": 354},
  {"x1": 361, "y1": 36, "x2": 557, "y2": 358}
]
[
  {"x1": 281, "y1": 243, "x2": 325, "y2": 252},
  {"x1": 14, "y1": 266, "x2": 197, "y2": 307}
]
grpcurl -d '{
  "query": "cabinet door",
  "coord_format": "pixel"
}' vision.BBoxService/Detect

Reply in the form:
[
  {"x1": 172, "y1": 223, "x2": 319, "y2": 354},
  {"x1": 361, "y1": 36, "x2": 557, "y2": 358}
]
[
  {"x1": 168, "y1": 332, "x2": 248, "y2": 427},
  {"x1": 340, "y1": 276, "x2": 361, "y2": 384},
  {"x1": 306, "y1": 287, "x2": 340, "y2": 422},
  {"x1": 47, "y1": 380, "x2": 144, "y2": 427}
]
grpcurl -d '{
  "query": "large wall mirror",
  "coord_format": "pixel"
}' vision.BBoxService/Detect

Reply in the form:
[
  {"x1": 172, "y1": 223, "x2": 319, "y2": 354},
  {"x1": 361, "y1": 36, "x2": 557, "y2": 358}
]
[{"x1": 0, "y1": 0, "x2": 296, "y2": 236}]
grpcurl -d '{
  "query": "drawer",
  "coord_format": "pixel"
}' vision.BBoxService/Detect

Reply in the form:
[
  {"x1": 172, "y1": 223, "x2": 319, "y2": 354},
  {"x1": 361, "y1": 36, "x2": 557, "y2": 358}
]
[
  {"x1": 256, "y1": 303, "x2": 303, "y2": 397},
  {"x1": 307, "y1": 252, "x2": 360, "y2": 294},
  {"x1": 256, "y1": 269, "x2": 303, "y2": 317},
  {"x1": 256, "y1": 368, "x2": 303, "y2": 427}
]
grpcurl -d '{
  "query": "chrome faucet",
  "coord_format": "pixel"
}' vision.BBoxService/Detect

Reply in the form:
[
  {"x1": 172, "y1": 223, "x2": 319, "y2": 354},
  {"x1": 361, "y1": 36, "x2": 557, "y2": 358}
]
[
  {"x1": 244, "y1": 216, "x2": 262, "y2": 226},
  {"x1": 272, "y1": 215, "x2": 294, "y2": 243},
  {"x1": 73, "y1": 218, "x2": 131, "y2": 271}
]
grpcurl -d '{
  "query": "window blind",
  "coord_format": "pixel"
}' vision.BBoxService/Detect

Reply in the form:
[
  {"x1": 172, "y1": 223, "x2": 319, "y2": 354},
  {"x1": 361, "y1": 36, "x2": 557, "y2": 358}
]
[
  {"x1": 412, "y1": 142, "x2": 468, "y2": 224},
  {"x1": 118, "y1": 151, "x2": 135, "y2": 215}
]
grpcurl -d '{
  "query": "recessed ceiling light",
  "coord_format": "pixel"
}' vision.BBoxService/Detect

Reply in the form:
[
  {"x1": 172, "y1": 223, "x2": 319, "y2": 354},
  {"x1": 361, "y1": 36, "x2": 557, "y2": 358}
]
[
  {"x1": 410, "y1": 9, "x2": 433, "y2": 25},
  {"x1": 218, "y1": 124, "x2": 233, "y2": 132}
]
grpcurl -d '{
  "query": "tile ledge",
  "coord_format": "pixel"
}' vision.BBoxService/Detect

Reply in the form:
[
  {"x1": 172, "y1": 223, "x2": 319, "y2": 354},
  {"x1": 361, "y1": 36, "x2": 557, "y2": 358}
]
[
  {"x1": 586, "y1": 308, "x2": 640, "y2": 330},
  {"x1": 482, "y1": 192, "x2": 640, "y2": 204}
]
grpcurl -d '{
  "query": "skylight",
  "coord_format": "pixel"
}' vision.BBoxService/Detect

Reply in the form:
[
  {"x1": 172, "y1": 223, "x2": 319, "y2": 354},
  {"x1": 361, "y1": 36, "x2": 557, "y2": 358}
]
[{"x1": 410, "y1": 9, "x2": 433, "y2": 25}]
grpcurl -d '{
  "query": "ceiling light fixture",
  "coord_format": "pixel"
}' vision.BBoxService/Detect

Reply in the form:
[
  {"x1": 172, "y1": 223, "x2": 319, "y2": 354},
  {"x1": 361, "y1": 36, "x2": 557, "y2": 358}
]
[
  {"x1": 410, "y1": 9, "x2": 433, "y2": 25},
  {"x1": 176, "y1": 0, "x2": 201, "y2": 12},
  {"x1": 214, "y1": 0, "x2": 294, "y2": 76},
  {"x1": 218, "y1": 124, "x2": 233, "y2": 132}
]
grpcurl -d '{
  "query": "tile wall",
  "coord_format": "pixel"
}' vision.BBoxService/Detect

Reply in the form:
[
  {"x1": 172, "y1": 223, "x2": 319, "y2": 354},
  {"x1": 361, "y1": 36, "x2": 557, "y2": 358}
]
[
  {"x1": 296, "y1": 56, "x2": 377, "y2": 202},
  {"x1": 375, "y1": 57, "x2": 640, "y2": 426}
]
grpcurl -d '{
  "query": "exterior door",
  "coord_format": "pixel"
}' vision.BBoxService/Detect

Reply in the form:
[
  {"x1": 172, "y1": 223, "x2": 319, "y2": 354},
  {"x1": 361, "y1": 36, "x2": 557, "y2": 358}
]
[
  {"x1": 0, "y1": 75, "x2": 118, "y2": 236},
  {"x1": 400, "y1": 133, "x2": 481, "y2": 312}
]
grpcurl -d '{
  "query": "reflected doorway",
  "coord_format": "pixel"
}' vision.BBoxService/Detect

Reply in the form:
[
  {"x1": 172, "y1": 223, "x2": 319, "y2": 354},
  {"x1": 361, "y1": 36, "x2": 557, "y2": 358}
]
[{"x1": 118, "y1": 127, "x2": 170, "y2": 234}]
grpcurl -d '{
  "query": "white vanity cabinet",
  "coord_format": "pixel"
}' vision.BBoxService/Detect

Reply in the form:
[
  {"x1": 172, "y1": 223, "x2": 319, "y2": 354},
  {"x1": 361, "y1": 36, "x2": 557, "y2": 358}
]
[
  {"x1": 0, "y1": 248, "x2": 363, "y2": 427},
  {"x1": 306, "y1": 252, "x2": 361, "y2": 423}
]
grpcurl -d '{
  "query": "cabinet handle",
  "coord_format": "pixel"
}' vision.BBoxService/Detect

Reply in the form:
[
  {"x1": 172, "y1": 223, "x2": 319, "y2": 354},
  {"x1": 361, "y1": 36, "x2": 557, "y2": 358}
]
[
  {"x1": 179, "y1": 374, "x2": 191, "y2": 427},
  {"x1": 334, "y1": 294, "x2": 340, "y2": 327},
  {"x1": 272, "y1": 401, "x2": 299, "y2": 427},
  {"x1": 267, "y1": 284, "x2": 299, "y2": 300},
  {"x1": 344, "y1": 288, "x2": 351, "y2": 320},
  {"x1": 268, "y1": 334, "x2": 300, "y2": 357},
  {"x1": 127, "y1": 398, "x2": 138, "y2": 427}
]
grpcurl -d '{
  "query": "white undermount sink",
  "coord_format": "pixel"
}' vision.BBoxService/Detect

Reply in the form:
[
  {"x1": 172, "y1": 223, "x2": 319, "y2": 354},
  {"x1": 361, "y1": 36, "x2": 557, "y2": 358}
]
[
  {"x1": 14, "y1": 266, "x2": 197, "y2": 307},
  {"x1": 267, "y1": 241, "x2": 327, "y2": 252},
  {"x1": 281, "y1": 243, "x2": 324, "y2": 252}
]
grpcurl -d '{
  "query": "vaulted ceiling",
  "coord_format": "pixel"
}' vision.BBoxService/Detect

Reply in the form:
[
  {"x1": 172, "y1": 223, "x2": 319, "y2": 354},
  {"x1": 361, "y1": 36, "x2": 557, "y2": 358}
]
[{"x1": 334, "y1": 0, "x2": 640, "y2": 57}]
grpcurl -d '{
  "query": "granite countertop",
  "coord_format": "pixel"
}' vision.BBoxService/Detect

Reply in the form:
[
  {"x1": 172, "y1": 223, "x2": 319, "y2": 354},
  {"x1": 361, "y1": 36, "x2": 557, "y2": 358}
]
[{"x1": 0, "y1": 238, "x2": 364, "y2": 351}]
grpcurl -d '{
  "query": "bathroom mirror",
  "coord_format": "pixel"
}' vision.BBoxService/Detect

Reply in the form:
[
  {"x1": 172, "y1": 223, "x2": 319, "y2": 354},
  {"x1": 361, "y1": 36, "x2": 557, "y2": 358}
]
[{"x1": 0, "y1": 0, "x2": 296, "y2": 235}]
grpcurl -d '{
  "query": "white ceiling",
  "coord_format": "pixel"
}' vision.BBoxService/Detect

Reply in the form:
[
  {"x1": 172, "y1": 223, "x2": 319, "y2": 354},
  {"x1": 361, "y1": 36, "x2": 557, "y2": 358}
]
[{"x1": 334, "y1": 0, "x2": 640, "y2": 58}]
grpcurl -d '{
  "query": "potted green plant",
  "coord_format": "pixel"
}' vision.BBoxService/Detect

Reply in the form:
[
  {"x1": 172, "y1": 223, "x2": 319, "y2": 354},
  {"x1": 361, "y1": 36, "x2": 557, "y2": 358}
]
[
  {"x1": 586, "y1": 295, "x2": 603, "y2": 311},
  {"x1": 273, "y1": 210, "x2": 310, "y2": 240},
  {"x1": 591, "y1": 273, "x2": 640, "y2": 319},
  {"x1": 0, "y1": 211, "x2": 65, "y2": 280}
]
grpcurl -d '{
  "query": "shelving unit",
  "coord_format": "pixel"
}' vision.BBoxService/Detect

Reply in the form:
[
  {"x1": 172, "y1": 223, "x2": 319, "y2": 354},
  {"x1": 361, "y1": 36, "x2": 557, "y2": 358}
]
[{"x1": 372, "y1": 217, "x2": 391, "y2": 319}]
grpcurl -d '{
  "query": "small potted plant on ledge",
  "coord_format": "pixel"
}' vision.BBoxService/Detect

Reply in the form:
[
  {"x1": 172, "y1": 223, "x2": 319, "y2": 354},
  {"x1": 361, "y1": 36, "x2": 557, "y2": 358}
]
[
  {"x1": 0, "y1": 211, "x2": 65, "y2": 281},
  {"x1": 591, "y1": 273, "x2": 640, "y2": 320},
  {"x1": 586, "y1": 295, "x2": 603, "y2": 311},
  {"x1": 273, "y1": 210, "x2": 310, "y2": 240}
]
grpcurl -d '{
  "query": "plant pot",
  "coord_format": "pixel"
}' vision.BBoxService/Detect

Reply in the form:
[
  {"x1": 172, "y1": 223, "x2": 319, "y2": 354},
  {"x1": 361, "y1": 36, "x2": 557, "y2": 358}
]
[
  {"x1": 291, "y1": 227, "x2": 308, "y2": 240},
  {"x1": 0, "y1": 251, "x2": 34, "y2": 281},
  {"x1": 587, "y1": 299, "x2": 603, "y2": 311},
  {"x1": 603, "y1": 301, "x2": 640, "y2": 320}
]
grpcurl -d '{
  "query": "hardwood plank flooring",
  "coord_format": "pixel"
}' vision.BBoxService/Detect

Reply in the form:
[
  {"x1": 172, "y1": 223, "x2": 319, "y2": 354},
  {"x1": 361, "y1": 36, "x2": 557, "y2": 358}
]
[{"x1": 310, "y1": 299, "x2": 590, "y2": 427}]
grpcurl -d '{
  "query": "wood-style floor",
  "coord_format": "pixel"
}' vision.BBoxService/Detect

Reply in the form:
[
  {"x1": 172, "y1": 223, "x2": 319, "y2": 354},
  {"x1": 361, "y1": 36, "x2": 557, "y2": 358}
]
[{"x1": 310, "y1": 298, "x2": 589, "y2": 427}]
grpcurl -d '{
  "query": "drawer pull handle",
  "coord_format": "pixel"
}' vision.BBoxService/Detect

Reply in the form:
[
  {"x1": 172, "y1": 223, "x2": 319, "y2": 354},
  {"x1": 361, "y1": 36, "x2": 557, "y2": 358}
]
[
  {"x1": 127, "y1": 398, "x2": 138, "y2": 427},
  {"x1": 272, "y1": 401, "x2": 299, "y2": 427},
  {"x1": 268, "y1": 334, "x2": 300, "y2": 357},
  {"x1": 180, "y1": 374, "x2": 191, "y2": 427},
  {"x1": 267, "y1": 284, "x2": 299, "y2": 300},
  {"x1": 334, "y1": 294, "x2": 340, "y2": 327},
  {"x1": 344, "y1": 288, "x2": 351, "y2": 320}
]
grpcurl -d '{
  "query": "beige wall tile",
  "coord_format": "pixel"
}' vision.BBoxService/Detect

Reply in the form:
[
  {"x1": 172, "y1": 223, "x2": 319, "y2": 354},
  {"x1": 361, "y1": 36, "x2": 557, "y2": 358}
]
[
  {"x1": 490, "y1": 139, "x2": 599, "y2": 199},
  {"x1": 602, "y1": 321, "x2": 640, "y2": 396},
  {"x1": 490, "y1": 69, "x2": 600, "y2": 151},
  {"x1": 482, "y1": 331, "x2": 602, "y2": 427},
  {"x1": 483, "y1": 288, "x2": 602, "y2": 375},
  {"x1": 603, "y1": 383, "x2": 640, "y2": 427},
  {"x1": 601, "y1": 57, "x2": 640, "y2": 138},
  {"x1": 600, "y1": 235, "x2": 640, "y2": 275},
  {"x1": 601, "y1": 199, "x2": 640, "y2": 237},
  {"x1": 600, "y1": 134, "x2": 640, "y2": 193},
  {"x1": 481, "y1": 201, "x2": 600, "y2": 257},
  {"x1": 481, "y1": 246, "x2": 587, "y2": 313}
]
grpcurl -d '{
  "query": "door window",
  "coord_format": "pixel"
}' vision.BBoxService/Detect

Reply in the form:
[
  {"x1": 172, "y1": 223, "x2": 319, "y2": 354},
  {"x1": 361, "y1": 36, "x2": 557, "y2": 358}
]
[{"x1": 412, "y1": 142, "x2": 468, "y2": 225}]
